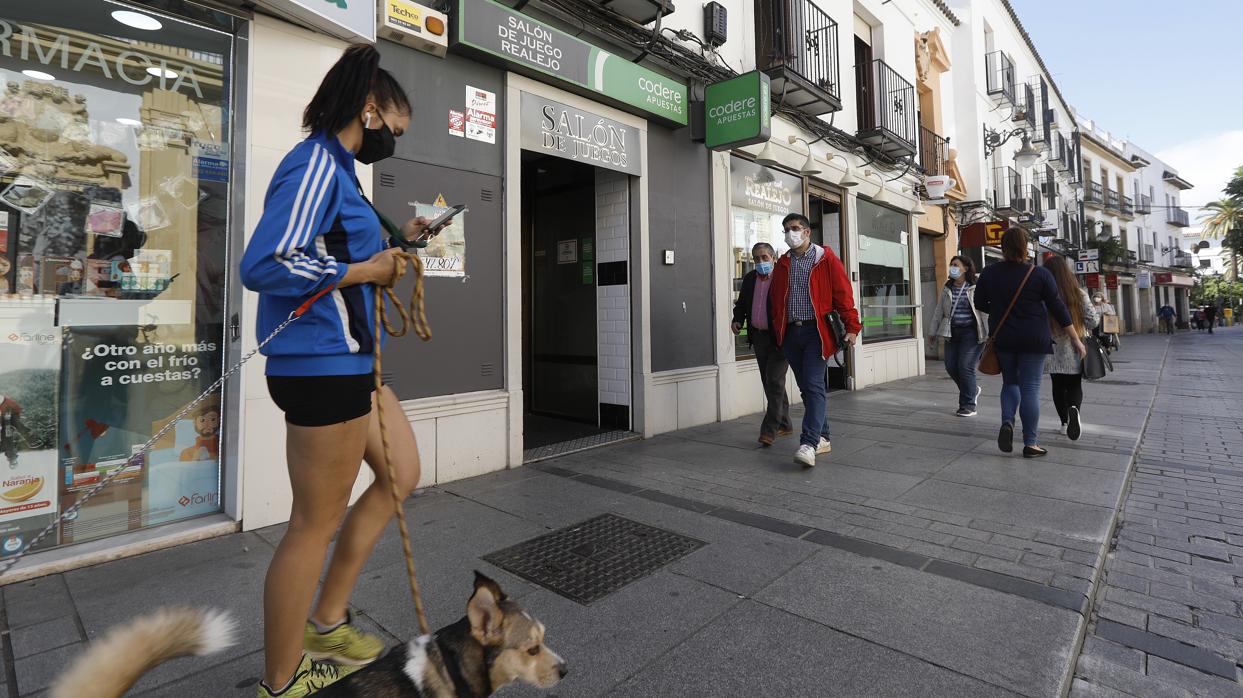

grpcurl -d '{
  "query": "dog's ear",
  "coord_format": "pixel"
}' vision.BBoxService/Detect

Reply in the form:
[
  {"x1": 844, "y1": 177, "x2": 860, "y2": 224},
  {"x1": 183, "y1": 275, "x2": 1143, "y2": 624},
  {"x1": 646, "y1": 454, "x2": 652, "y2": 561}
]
[
  {"x1": 468, "y1": 572, "x2": 505, "y2": 644},
  {"x1": 472, "y1": 570, "x2": 508, "y2": 601}
]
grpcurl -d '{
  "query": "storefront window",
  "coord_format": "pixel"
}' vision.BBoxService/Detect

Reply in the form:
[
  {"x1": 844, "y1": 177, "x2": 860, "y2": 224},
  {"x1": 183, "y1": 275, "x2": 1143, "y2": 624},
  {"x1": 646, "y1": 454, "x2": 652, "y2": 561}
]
[
  {"x1": 0, "y1": 1, "x2": 236, "y2": 555},
  {"x1": 730, "y1": 156, "x2": 803, "y2": 358},
  {"x1": 857, "y1": 198, "x2": 913, "y2": 342}
]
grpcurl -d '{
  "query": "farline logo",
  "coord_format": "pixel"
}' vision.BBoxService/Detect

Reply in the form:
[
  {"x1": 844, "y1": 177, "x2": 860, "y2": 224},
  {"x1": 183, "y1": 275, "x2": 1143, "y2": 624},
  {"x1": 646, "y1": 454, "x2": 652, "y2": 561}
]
[{"x1": 178, "y1": 492, "x2": 219, "y2": 507}]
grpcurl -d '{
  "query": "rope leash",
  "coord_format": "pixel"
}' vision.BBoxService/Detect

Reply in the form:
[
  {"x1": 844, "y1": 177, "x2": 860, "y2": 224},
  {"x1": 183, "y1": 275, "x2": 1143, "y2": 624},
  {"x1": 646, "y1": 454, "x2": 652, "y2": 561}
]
[{"x1": 371, "y1": 249, "x2": 433, "y2": 635}]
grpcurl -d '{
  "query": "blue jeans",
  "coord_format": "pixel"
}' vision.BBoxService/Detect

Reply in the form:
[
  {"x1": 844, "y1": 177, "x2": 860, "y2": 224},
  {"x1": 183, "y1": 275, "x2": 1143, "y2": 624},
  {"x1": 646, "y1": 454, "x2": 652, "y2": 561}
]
[
  {"x1": 997, "y1": 351, "x2": 1047, "y2": 447},
  {"x1": 943, "y1": 326, "x2": 982, "y2": 409},
  {"x1": 781, "y1": 323, "x2": 831, "y2": 448}
]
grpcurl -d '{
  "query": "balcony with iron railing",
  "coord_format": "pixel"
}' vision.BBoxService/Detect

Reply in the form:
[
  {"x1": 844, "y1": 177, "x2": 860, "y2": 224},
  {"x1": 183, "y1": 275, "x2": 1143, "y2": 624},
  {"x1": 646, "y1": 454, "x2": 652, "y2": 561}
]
[
  {"x1": 1085, "y1": 181, "x2": 1104, "y2": 207},
  {"x1": 1120, "y1": 195, "x2": 1134, "y2": 218},
  {"x1": 1048, "y1": 131, "x2": 1067, "y2": 170},
  {"x1": 1027, "y1": 183, "x2": 1043, "y2": 219},
  {"x1": 986, "y1": 51, "x2": 1016, "y2": 106},
  {"x1": 918, "y1": 125, "x2": 948, "y2": 175},
  {"x1": 1104, "y1": 188, "x2": 1121, "y2": 212},
  {"x1": 1013, "y1": 81, "x2": 1036, "y2": 130},
  {"x1": 755, "y1": 0, "x2": 842, "y2": 116},
  {"x1": 1167, "y1": 207, "x2": 1190, "y2": 227},
  {"x1": 993, "y1": 166, "x2": 1025, "y2": 214},
  {"x1": 1135, "y1": 194, "x2": 1152, "y2": 215},
  {"x1": 856, "y1": 59, "x2": 916, "y2": 158},
  {"x1": 1172, "y1": 251, "x2": 1194, "y2": 269}
]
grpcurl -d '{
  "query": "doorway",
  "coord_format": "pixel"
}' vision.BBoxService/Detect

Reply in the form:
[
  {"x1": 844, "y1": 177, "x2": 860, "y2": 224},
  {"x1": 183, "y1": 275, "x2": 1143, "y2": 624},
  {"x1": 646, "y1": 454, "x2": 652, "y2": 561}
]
[
  {"x1": 808, "y1": 187, "x2": 849, "y2": 391},
  {"x1": 521, "y1": 155, "x2": 618, "y2": 453}
]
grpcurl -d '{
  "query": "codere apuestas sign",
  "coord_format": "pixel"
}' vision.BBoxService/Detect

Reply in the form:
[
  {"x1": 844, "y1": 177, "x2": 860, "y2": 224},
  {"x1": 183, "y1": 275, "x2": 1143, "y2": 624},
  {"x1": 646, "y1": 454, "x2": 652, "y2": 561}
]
[{"x1": 704, "y1": 71, "x2": 771, "y2": 151}]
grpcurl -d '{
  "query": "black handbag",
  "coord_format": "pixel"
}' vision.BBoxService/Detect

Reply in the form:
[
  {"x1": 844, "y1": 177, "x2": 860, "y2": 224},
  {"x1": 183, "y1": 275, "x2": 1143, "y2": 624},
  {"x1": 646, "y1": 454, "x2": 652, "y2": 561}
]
[
  {"x1": 1082, "y1": 335, "x2": 1108, "y2": 381},
  {"x1": 824, "y1": 310, "x2": 847, "y2": 367}
]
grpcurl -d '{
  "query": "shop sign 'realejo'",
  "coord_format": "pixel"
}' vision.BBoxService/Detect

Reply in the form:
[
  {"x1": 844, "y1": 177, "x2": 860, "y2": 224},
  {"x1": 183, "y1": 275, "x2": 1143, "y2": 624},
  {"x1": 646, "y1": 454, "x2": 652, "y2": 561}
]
[
  {"x1": 520, "y1": 93, "x2": 642, "y2": 176},
  {"x1": 454, "y1": 0, "x2": 688, "y2": 126},
  {"x1": 255, "y1": 0, "x2": 375, "y2": 42},
  {"x1": 704, "y1": 71, "x2": 771, "y2": 151}
]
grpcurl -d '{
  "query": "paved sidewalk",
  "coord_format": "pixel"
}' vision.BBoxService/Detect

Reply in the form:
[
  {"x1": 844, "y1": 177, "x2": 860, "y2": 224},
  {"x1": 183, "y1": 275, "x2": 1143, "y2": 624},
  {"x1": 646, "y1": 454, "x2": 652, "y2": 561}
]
[
  {"x1": 1072, "y1": 327, "x2": 1243, "y2": 697},
  {"x1": 1, "y1": 330, "x2": 1234, "y2": 697}
]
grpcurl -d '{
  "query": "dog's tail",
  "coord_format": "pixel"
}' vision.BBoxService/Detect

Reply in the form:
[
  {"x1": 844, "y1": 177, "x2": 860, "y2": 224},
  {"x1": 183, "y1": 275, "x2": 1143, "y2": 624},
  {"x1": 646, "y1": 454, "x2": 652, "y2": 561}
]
[{"x1": 51, "y1": 607, "x2": 236, "y2": 698}]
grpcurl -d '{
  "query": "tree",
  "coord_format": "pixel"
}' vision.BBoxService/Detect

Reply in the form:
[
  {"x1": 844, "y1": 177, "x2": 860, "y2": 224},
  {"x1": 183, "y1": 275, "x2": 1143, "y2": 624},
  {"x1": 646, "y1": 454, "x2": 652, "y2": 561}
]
[{"x1": 1200, "y1": 198, "x2": 1243, "y2": 281}]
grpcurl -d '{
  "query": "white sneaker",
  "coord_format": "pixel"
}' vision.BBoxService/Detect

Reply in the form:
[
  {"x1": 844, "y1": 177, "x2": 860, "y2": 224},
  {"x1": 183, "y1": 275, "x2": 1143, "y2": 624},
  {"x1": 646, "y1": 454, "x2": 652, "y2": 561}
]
[
  {"x1": 816, "y1": 438, "x2": 831, "y2": 454},
  {"x1": 794, "y1": 444, "x2": 816, "y2": 467}
]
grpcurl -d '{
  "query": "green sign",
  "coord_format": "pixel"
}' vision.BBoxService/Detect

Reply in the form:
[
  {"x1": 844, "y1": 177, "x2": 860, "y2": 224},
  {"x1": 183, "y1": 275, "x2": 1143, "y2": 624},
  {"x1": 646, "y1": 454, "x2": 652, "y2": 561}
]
[
  {"x1": 705, "y1": 71, "x2": 771, "y2": 150},
  {"x1": 582, "y1": 262, "x2": 594, "y2": 285},
  {"x1": 454, "y1": 0, "x2": 688, "y2": 125}
]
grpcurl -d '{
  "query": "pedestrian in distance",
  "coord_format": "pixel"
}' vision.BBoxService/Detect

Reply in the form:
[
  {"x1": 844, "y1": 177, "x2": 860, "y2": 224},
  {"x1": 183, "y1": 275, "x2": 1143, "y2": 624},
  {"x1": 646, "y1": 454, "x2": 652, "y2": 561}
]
[
  {"x1": 240, "y1": 44, "x2": 447, "y2": 698},
  {"x1": 1193, "y1": 307, "x2": 1205, "y2": 331},
  {"x1": 732, "y1": 242, "x2": 793, "y2": 447},
  {"x1": 1204, "y1": 304, "x2": 1218, "y2": 333},
  {"x1": 974, "y1": 228, "x2": 1085, "y2": 458},
  {"x1": 928, "y1": 255, "x2": 989, "y2": 417},
  {"x1": 1158, "y1": 302, "x2": 1176, "y2": 335},
  {"x1": 1043, "y1": 256, "x2": 1098, "y2": 441},
  {"x1": 1091, "y1": 292, "x2": 1119, "y2": 351},
  {"x1": 769, "y1": 213, "x2": 861, "y2": 468}
]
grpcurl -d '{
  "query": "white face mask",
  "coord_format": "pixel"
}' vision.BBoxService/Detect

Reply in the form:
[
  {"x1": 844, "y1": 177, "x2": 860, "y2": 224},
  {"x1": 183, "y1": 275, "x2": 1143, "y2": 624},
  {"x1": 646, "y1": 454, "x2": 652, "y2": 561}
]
[{"x1": 784, "y1": 229, "x2": 805, "y2": 249}]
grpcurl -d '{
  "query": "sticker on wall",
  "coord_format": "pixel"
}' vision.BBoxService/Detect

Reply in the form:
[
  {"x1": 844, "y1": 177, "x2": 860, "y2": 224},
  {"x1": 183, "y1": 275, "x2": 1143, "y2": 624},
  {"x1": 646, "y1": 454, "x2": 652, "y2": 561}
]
[
  {"x1": 0, "y1": 177, "x2": 54, "y2": 214},
  {"x1": 126, "y1": 197, "x2": 170, "y2": 232},
  {"x1": 448, "y1": 109, "x2": 465, "y2": 138},
  {"x1": 191, "y1": 139, "x2": 229, "y2": 183},
  {"x1": 411, "y1": 197, "x2": 466, "y2": 277},
  {"x1": 465, "y1": 86, "x2": 496, "y2": 144},
  {"x1": 86, "y1": 202, "x2": 125, "y2": 238}
]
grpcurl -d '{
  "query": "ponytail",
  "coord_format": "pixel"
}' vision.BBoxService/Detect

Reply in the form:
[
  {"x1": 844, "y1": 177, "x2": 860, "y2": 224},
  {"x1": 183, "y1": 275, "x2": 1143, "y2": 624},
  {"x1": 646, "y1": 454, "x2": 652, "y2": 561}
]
[{"x1": 303, "y1": 43, "x2": 411, "y2": 136}]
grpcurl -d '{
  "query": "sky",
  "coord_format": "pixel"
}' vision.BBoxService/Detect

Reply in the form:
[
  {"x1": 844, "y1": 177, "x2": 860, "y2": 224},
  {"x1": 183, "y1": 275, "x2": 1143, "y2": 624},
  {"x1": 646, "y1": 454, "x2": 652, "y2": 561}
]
[{"x1": 1008, "y1": 0, "x2": 1243, "y2": 213}]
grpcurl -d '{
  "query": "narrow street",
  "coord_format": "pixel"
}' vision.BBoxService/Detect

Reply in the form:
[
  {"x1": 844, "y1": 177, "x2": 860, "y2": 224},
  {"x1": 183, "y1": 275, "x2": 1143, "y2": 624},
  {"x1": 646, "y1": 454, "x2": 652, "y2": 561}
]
[{"x1": 1, "y1": 328, "x2": 1237, "y2": 696}]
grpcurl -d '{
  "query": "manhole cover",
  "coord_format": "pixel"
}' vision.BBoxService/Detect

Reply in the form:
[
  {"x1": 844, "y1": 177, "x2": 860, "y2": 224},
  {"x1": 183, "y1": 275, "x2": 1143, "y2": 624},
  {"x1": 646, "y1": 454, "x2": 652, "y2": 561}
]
[
  {"x1": 483, "y1": 514, "x2": 705, "y2": 604},
  {"x1": 1096, "y1": 380, "x2": 1140, "y2": 385}
]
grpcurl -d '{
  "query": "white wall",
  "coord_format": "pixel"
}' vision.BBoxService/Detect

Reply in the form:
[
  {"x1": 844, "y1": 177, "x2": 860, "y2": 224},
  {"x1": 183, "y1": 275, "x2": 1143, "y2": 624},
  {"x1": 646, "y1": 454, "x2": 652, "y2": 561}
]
[
  {"x1": 239, "y1": 16, "x2": 376, "y2": 531},
  {"x1": 596, "y1": 169, "x2": 632, "y2": 412}
]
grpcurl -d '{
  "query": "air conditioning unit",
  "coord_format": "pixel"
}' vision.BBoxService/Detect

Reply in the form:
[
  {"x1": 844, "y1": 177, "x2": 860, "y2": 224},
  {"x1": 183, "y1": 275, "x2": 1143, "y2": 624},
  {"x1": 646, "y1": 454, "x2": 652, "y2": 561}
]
[{"x1": 592, "y1": 0, "x2": 676, "y2": 25}]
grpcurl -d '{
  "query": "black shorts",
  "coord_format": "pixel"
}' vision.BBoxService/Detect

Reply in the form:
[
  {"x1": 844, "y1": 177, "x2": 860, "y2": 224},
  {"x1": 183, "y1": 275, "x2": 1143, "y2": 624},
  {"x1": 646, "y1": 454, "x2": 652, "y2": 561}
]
[{"x1": 266, "y1": 374, "x2": 375, "y2": 427}]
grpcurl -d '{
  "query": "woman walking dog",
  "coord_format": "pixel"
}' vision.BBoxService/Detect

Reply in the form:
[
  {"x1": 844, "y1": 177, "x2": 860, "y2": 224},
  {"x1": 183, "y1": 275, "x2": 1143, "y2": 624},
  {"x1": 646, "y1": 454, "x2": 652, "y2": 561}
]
[
  {"x1": 1043, "y1": 256, "x2": 1098, "y2": 440},
  {"x1": 241, "y1": 45, "x2": 442, "y2": 697},
  {"x1": 929, "y1": 256, "x2": 989, "y2": 416}
]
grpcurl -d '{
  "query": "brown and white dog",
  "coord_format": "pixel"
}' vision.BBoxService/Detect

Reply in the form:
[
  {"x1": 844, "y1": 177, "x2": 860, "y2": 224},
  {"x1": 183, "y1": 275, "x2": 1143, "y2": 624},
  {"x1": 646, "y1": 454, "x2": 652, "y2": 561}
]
[{"x1": 51, "y1": 572, "x2": 566, "y2": 698}]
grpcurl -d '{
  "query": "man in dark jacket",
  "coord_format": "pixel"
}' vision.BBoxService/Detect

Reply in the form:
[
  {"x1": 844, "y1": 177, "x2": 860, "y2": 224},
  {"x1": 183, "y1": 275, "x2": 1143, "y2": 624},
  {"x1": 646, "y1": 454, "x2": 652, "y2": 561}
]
[
  {"x1": 769, "y1": 214, "x2": 862, "y2": 467},
  {"x1": 732, "y1": 243, "x2": 791, "y2": 446}
]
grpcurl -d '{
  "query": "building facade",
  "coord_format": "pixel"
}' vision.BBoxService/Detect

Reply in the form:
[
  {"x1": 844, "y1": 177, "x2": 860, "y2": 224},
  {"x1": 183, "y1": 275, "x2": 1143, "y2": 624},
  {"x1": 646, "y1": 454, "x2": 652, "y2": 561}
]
[{"x1": 0, "y1": 0, "x2": 1198, "y2": 576}]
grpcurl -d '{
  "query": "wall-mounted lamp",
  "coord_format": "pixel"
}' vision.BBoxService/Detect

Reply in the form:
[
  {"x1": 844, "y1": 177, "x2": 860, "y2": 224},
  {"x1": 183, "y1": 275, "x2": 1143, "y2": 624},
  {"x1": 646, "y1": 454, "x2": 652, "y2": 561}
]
[
  {"x1": 755, "y1": 139, "x2": 780, "y2": 167},
  {"x1": 983, "y1": 125, "x2": 1041, "y2": 169},
  {"x1": 787, "y1": 135, "x2": 827, "y2": 176},
  {"x1": 839, "y1": 162, "x2": 860, "y2": 188}
]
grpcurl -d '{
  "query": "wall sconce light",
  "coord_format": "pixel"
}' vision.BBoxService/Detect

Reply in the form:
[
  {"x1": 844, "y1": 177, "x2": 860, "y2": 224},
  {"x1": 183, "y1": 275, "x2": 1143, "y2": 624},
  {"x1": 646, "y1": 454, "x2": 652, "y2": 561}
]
[
  {"x1": 839, "y1": 162, "x2": 860, "y2": 188},
  {"x1": 786, "y1": 135, "x2": 828, "y2": 176},
  {"x1": 755, "y1": 139, "x2": 780, "y2": 167}
]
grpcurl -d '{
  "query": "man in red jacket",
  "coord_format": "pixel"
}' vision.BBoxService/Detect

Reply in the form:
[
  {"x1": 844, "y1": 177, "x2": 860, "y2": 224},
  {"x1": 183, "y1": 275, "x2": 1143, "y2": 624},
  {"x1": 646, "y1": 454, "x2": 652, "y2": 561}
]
[{"x1": 769, "y1": 213, "x2": 861, "y2": 467}]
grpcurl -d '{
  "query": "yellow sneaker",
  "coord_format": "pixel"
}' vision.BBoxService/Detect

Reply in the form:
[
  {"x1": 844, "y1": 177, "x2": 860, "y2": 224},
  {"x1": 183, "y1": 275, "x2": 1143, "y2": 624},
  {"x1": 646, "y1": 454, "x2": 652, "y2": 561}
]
[
  {"x1": 256, "y1": 654, "x2": 360, "y2": 697},
  {"x1": 303, "y1": 612, "x2": 385, "y2": 666}
]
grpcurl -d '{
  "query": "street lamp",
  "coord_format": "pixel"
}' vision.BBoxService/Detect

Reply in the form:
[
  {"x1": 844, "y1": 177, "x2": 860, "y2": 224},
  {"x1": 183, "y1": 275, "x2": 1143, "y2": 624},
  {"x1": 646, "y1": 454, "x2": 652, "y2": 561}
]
[{"x1": 983, "y1": 125, "x2": 1041, "y2": 169}]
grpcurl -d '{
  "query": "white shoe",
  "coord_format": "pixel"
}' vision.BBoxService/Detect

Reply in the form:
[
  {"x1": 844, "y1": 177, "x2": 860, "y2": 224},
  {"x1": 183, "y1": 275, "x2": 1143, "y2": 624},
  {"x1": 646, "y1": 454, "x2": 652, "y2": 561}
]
[
  {"x1": 816, "y1": 438, "x2": 831, "y2": 454},
  {"x1": 794, "y1": 444, "x2": 816, "y2": 467}
]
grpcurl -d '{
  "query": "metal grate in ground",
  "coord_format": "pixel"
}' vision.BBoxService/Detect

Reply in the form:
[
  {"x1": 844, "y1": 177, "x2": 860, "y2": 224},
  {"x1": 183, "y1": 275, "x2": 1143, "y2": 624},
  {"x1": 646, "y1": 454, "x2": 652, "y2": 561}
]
[
  {"x1": 483, "y1": 514, "x2": 705, "y2": 604},
  {"x1": 522, "y1": 430, "x2": 638, "y2": 464}
]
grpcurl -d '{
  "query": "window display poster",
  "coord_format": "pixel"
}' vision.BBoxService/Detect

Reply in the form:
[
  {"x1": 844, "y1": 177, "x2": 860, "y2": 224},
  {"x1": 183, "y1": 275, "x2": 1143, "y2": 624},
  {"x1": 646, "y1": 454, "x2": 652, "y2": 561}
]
[
  {"x1": 414, "y1": 193, "x2": 466, "y2": 277},
  {"x1": 0, "y1": 305, "x2": 62, "y2": 556},
  {"x1": 58, "y1": 325, "x2": 221, "y2": 544}
]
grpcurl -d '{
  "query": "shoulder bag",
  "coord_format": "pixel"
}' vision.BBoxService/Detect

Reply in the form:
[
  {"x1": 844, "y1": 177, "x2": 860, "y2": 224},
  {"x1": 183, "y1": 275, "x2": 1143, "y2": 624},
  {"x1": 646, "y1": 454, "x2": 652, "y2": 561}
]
[
  {"x1": 1082, "y1": 334, "x2": 1109, "y2": 380},
  {"x1": 978, "y1": 265, "x2": 1035, "y2": 376}
]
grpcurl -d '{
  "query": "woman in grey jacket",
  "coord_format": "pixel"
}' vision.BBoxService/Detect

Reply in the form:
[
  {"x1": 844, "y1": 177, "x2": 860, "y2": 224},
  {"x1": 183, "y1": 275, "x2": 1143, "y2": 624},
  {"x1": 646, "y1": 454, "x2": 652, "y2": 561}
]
[
  {"x1": 929, "y1": 256, "x2": 990, "y2": 416},
  {"x1": 1045, "y1": 255, "x2": 1098, "y2": 440}
]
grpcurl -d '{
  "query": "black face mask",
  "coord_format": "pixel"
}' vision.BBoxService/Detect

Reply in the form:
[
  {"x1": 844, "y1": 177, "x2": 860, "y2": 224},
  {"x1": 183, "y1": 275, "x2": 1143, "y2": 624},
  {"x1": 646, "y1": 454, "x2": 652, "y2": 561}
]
[{"x1": 356, "y1": 114, "x2": 396, "y2": 164}]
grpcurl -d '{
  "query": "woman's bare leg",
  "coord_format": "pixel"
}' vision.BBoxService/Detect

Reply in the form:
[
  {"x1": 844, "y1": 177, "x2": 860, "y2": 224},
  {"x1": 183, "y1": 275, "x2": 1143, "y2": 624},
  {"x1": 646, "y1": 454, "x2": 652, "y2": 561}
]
[
  {"x1": 263, "y1": 415, "x2": 370, "y2": 688},
  {"x1": 311, "y1": 385, "x2": 422, "y2": 627}
]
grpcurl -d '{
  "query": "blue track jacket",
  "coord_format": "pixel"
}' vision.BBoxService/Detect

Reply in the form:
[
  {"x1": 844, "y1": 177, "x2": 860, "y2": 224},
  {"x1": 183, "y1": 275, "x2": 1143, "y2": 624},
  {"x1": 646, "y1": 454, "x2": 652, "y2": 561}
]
[{"x1": 241, "y1": 132, "x2": 386, "y2": 376}]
